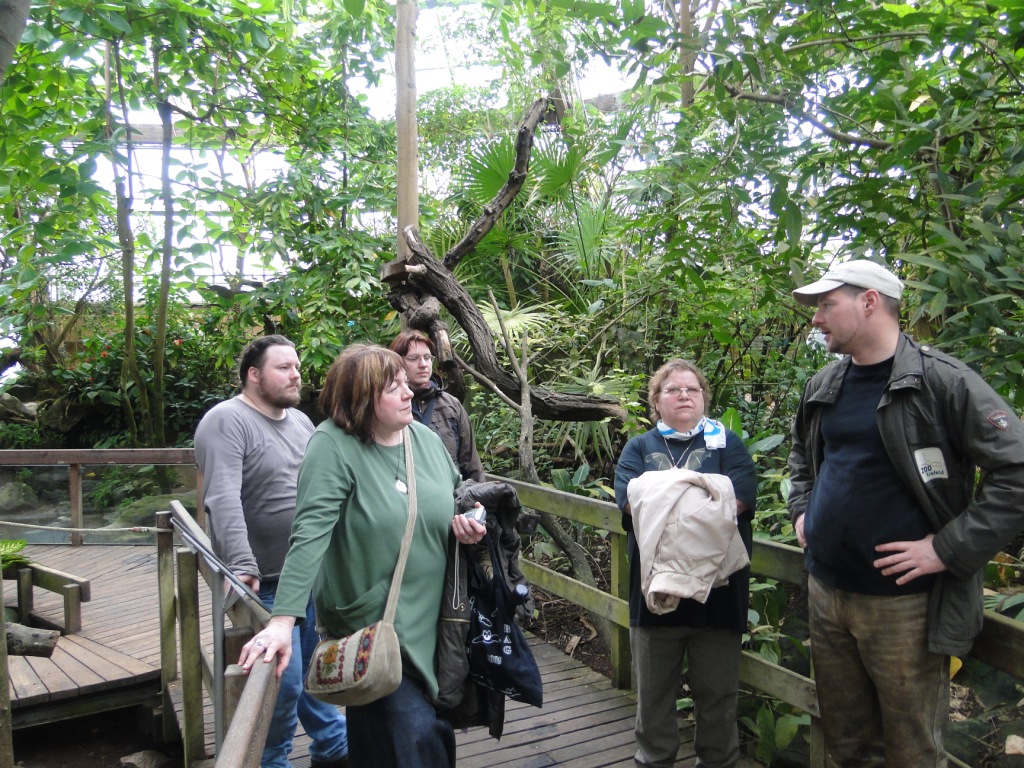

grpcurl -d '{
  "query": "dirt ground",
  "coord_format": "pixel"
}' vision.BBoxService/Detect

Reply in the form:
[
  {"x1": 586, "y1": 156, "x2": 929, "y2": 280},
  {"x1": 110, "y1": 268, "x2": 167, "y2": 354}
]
[
  {"x1": 12, "y1": 709, "x2": 179, "y2": 768},
  {"x1": 527, "y1": 587, "x2": 613, "y2": 678}
]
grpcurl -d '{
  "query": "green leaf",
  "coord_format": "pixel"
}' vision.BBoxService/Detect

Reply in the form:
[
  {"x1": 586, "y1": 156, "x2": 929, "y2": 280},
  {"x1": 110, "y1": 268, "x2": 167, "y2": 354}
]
[
  {"x1": 719, "y1": 407, "x2": 742, "y2": 435},
  {"x1": 747, "y1": 434, "x2": 785, "y2": 455},
  {"x1": 251, "y1": 27, "x2": 270, "y2": 49},
  {"x1": 0, "y1": 539, "x2": 30, "y2": 571},
  {"x1": 96, "y1": 9, "x2": 134, "y2": 35}
]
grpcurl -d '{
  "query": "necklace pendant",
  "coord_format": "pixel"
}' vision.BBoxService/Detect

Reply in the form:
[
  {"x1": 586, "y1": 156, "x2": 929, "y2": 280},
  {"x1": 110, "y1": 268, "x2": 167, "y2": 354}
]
[{"x1": 395, "y1": 479, "x2": 408, "y2": 494}]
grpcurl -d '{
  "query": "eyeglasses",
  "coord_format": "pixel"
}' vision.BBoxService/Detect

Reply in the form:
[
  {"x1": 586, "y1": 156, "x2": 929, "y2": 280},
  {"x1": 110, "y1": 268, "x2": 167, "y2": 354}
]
[
  {"x1": 661, "y1": 386, "x2": 703, "y2": 399},
  {"x1": 404, "y1": 354, "x2": 433, "y2": 364}
]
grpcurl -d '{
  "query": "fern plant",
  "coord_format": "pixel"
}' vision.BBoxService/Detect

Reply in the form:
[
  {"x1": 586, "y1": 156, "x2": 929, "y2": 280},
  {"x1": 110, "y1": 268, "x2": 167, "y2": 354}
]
[{"x1": 0, "y1": 539, "x2": 30, "y2": 573}]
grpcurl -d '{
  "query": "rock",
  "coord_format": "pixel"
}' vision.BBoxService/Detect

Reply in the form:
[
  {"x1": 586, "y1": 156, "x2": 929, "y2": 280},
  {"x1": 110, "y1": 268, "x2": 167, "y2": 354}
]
[
  {"x1": 0, "y1": 481, "x2": 38, "y2": 514},
  {"x1": 1008, "y1": 734, "x2": 1024, "y2": 755},
  {"x1": 105, "y1": 490, "x2": 197, "y2": 527},
  {"x1": 0, "y1": 392, "x2": 35, "y2": 423},
  {"x1": 36, "y1": 395, "x2": 86, "y2": 433},
  {"x1": 119, "y1": 750, "x2": 174, "y2": 768}
]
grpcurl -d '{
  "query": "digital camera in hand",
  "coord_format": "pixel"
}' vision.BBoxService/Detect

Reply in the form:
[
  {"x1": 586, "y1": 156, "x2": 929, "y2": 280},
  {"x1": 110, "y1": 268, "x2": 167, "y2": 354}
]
[{"x1": 464, "y1": 506, "x2": 487, "y2": 523}]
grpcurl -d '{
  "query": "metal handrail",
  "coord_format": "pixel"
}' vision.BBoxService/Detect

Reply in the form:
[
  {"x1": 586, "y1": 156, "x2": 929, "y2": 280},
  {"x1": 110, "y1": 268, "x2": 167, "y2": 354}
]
[{"x1": 156, "y1": 502, "x2": 276, "y2": 767}]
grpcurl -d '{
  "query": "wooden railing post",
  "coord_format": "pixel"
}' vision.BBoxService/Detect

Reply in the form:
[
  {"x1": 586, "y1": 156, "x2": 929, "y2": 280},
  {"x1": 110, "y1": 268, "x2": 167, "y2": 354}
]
[
  {"x1": 156, "y1": 510, "x2": 179, "y2": 743},
  {"x1": 69, "y1": 462, "x2": 83, "y2": 546},
  {"x1": 177, "y1": 546, "x2": 206, "y2": 765},
  {"x1": 608, "y1": 531, "x2": 631, "y2": 689},
  {"x1": 0, "y1": 578, "x2": 14, "y2": 767},
  {"x1": 15, "y1": 568, "x2": 33, "y2": 626},
  {"x1": 222, "y1": 628, "x2": 254, "y2": 730},
  {"x1": 809, "y1": 715, "x2": 825, "y2": 767},
  {"x1": 62, "y1": 583, "x2": 82, "y2": 634}
]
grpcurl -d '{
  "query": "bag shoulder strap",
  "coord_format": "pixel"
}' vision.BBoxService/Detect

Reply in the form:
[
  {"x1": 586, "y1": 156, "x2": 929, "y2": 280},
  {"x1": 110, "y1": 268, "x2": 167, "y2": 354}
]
[
  {"x1": 381, "y1": 427, "x2": 417, "y2": 624},
  {"x1": 419, "y1": 392, "x2": 439, "y2": 429}
]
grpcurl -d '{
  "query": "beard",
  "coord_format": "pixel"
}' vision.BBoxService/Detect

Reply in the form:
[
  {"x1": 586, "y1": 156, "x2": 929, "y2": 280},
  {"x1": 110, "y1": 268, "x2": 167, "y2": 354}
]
[
  {"x1": 263, "y1": 385, "x2": 301, "y2": 409},
  {"x1": 824, "y1": 335, "x2": 848, "y2": 356}
]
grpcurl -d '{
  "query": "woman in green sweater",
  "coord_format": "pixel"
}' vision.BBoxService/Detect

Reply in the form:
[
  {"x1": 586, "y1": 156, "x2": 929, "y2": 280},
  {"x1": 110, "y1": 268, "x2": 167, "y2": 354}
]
[{"x1": 239, "y1": 344, "x2": 486, "y2": 768}]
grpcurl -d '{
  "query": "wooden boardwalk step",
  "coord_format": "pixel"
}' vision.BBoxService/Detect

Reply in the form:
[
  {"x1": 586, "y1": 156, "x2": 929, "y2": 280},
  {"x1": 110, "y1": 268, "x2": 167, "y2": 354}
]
[{"x1": 6, "y1": 544, "x2": 164, "y2": 729}]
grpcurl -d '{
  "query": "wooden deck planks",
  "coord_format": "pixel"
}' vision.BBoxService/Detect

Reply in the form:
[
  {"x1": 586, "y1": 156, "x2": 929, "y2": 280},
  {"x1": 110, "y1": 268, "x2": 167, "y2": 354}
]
[
  {"x1": 5, "y1": 544, "x2": 165, "y2": 722},
  {"x1": 22, "y1": 654, "x2": 79, "y2": 703},
  {"x1": 7, "y1": 543, "x2": 761, "y2": 767}
]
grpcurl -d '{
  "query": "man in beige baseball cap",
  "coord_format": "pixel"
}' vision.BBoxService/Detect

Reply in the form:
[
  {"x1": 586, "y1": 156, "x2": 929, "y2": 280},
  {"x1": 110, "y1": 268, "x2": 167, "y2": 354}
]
[
  {"x1": 787, "y1": 258, "x2": 1024, "y2": 767},
  {"x1": 792, "y1": 259, "x2": 904, "y2": 306}
]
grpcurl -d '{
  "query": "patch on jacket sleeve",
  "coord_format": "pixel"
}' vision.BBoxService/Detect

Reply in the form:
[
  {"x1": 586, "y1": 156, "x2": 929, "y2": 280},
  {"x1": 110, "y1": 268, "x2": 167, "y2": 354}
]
[
  {"x1": 914, "y1": 447, "x2": 948, "y2": 482},
  {"x1": 987, "y1": 410, "x2": 1010, "y2": 431}
]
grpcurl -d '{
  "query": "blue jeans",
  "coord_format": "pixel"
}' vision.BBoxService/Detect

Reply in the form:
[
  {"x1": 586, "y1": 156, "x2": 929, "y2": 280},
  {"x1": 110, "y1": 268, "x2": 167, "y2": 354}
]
[
  {"x1": 257, "y1": 583, "x2": 349, "y2": 768},
  {"x1": 347, "y1": 676, "x2": 455, "y2": 768}
]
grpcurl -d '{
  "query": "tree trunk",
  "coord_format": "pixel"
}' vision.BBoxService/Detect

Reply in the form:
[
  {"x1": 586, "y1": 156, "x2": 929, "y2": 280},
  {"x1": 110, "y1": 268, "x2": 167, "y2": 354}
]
[
  {"x1": 6, "y1": 622, "x2": 59, "y2": 657},
  {"x1": 0, "y1": 0, "x2": 30, "y2": 85},
  {"x1": 398, "y1": 228, "x2": 626, "y2": 423},
  {"x1": 387, "y1": 95, "x2": 625, "y2": 424},
  {"x1": 153, "y1": 99, "x2": 174, "y2": 454},
  {"x1": 106, "y1": 42, "x2": 151, "y2": 447},
  {"x1": 395, "y1": 0, "x2": 418, "y2": 262},
  {"x1": 493, "y1": 305, "x2": 614, "y2": 654}
]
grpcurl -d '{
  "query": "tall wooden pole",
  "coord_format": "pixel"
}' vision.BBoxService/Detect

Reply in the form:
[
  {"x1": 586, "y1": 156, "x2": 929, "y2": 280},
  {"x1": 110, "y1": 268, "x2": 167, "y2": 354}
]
[{"x1": 394, "y1": 0, "x2": 418, "y2": 263}]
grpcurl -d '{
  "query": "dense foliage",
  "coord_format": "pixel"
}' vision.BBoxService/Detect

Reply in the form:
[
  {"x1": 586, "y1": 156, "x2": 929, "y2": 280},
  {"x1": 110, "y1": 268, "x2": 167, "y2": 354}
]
[
  {"x1": 3, "y1": 0, "x2": 1024, "y2": 759},
  {"x1": 3, "y1": 0, "x2": 1021, "y2": 445}
]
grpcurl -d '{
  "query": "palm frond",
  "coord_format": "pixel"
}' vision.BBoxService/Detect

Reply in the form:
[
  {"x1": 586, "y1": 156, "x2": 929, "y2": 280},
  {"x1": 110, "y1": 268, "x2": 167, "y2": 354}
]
[{"x1": 476, "y1": 301, "x2": 557, "y2": 347}]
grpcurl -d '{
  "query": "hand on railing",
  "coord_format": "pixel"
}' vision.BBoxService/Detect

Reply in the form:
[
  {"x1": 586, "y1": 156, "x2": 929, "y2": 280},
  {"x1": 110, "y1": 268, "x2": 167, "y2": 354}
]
[
  {"x1": 224, "y1": 572, "x2": 260, "y2": 596},
  {"x1": 240, "y1": 615, "x2": 295, "y2": 678}
]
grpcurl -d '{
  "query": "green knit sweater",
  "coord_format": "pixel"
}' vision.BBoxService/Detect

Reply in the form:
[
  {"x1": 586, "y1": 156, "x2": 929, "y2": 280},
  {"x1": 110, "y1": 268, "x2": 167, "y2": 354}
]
[{"x1": 272, "y1": 420, "x2": 460, "y2": 699}]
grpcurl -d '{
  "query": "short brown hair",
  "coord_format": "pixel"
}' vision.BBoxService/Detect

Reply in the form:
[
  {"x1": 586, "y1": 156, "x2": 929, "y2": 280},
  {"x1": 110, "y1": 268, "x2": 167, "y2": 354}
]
[
  {"x1": 319, "y1": 344, "x2": 405, "y2": 442},
  {"x1": 237, "y1": 334, "x2": 295, "y2": 392},
  {"x1": 389, "y1": 329, "x2": 435, "y2": 358},
  {"x1": 648, "y1": 359, "x2": 709, "y2": 421},
  {"x1": 839, "y1": 284, "x2": 901, "y2": 319}
]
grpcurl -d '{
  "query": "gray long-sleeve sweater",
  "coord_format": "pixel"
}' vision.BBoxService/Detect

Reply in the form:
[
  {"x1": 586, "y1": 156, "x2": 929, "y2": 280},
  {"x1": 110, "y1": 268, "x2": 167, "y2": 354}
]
[{"x1": 194, "y1": 397, "x2": 314, "y2": 579}]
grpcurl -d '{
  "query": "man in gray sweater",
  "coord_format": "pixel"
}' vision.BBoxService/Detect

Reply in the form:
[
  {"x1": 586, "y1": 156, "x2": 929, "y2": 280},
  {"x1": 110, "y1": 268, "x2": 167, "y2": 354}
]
[{"x1": 194, "y1": 334, "x2": 348, "y2": 768}]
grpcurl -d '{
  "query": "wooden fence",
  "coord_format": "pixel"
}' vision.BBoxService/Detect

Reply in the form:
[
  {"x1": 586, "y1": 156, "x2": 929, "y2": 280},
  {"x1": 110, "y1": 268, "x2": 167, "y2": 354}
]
[
  {"x1": 497, "y1": 476, "x2": 1024, "y2": 768},
  {"x1": 157, "y1": 501, "x2": 278, "y2": 768},
  {"x1": 0, "y1": 449, "x2": 200, "y2": 545},
  {"x1": 3, "y1": 449, "x2": 1024, "y2": 767}
]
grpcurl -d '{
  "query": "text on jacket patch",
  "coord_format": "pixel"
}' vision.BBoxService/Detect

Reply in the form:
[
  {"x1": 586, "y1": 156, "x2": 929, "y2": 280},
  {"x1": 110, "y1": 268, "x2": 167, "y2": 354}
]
[{"x1": 914, "y1": 447, "x2": 948, "y2": 482}]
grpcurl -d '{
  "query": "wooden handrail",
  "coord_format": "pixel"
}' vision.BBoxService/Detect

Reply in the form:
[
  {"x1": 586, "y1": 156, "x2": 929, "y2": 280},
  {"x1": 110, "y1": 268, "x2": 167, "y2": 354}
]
[
  {"x1": 0, "y1": 448, "x2": 200, "y2": 546},
  {"x1": 0, "y1": 449, "x2": 196, "y2": 465},
  {"x1": 163, "y1": 501, "x2": 275, "y2": 767},
  {"x1": 215, "y1": 662, "x2": 279, "y2": 768},
  {"x1": 3, "y1": 450, "x2": 1020, "y2": 768},
  {"x1": 496, "y1": 478, "x2": 1024, "y2": 768}
]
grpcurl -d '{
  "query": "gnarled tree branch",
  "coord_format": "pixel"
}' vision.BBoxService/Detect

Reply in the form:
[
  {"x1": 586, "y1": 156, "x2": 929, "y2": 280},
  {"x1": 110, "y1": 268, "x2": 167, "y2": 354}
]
[
  {"x1": 386, "y1": 94, "x2": 625, "y2": 424},
  {"x1": 399, "y1": 226, "x2": 625, "y2": 423}
]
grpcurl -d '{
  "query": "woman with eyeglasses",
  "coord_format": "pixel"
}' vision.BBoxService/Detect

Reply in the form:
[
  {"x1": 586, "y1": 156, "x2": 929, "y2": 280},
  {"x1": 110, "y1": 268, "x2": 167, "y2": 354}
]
[
  {"x1": 613, "y1": 359, "x2": 757, "y2": 768},
  {"x1": 389, "y1": 330, "x2": 485, "y2": 482}
]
